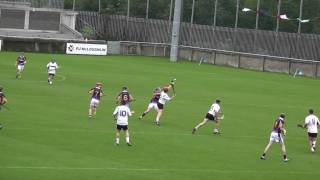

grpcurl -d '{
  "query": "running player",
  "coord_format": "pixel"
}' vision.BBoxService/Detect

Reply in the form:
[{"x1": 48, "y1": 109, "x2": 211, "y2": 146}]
[
  {"x1": 46, "y1": 59, "x2": 59, "y2": 85},
  {"x1": 260, "y1": 113, "x2": 289, "y2": 162},
  {"x1": 155, "y1": 85, "x2": 175, "y2": 126},
  {"x1": 0, "y1": 86, "x2": 7, "y2": 129},
  {"x1": 116, "y1": 87, "x2": 134, "y2": 107},
  {"x1": 139, "y1": 87, "x2": 161, "y2": 120},
  {"x1": 192, "y1": 99, "x2": 222, "y2": 134},
  {"x1": 302, "y1": 109, "x2": 320, "y2": 152},
  {"x1": 88, "y1": 83, "x2": 103, "y2": 118},
  {"x1": 113, "y1": 101, "x2": 133, "y2": 146},
  {"x1": 15, "y1": 52, "x2": 27, "y2": 79}
]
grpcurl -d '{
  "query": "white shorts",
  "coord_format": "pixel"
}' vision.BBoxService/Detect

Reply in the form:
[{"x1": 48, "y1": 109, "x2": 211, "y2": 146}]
[
  {"x1": 269, "y1": 132, "x2": 284, "y2": 143},
  {"x1": 90, "y1": 98, "x2": 100, "y2": 108},
  {"x1": 148, "y1": 102, "x2": 158, "y2": 110},
  {"x1": 48, "y1": 71, "x2": 56, "y2": 75},
  {"x1": 17, "y1": 65, "x2": 24, "y2": 71}
]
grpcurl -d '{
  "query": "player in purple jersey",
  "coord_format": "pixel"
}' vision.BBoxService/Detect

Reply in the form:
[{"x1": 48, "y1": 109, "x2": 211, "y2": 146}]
[
  {"x1": 15, "y1": 52, "x2": 27, "y2": 79},
  {"x1": 116, "y1": 87, "x2": 134, "y2": 107},
  {"x1": 0, "y1": 86, "x2": 7, "y2": 129},
  {"x1": 88, "y1": 83, "x2": 103, "y2": 118},
  {"x1": 260, "y1": 113, "x2": 289, "y2": 162},
  {"x1": 139, "y1": 87, "x2": 161, "y2": 120}
]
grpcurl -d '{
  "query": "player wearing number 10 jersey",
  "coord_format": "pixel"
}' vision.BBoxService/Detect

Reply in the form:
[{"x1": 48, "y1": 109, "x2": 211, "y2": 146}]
[{"x1": 113, "y1": 101, "x2": 133, "y2": 146}]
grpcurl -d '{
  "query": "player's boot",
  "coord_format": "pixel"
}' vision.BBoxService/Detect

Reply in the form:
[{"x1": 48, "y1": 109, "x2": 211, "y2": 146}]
[
  {"x1": 283, "y1": 158, "x2": 290, "y2": 162},
  {"x1": 192, "y1": 128, "x2": 196, "y2": 134},
  {"x1": 260, "y1": 155, "x2": 266, "y2": 160},
  {"x1": 127, "y1": 142, "x2": 132, "y2": 146},
  {"x1": 311, "y1": 147, "x2": 315, "y2": 153},
  {"x1": 139, "y1": 115, "x2": 143, "y2": 120},
  {"x1": 155, "y1": 121, "x2": 160, "y2": 126},
  {"x1": 213, "y1": 129, "x2": 220, "y2": 135}
]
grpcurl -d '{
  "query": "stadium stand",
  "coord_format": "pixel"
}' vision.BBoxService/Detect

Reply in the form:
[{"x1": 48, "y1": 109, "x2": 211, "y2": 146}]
[
  {"x1": 29, "y1": 11, "x2": 60, "y2": 31},
  {"x1": 0, "y1": 0, "x2": 82, "y2": 41},
  {"x1": 0, "y1": 9, "x2": 25, "y2": 29}
]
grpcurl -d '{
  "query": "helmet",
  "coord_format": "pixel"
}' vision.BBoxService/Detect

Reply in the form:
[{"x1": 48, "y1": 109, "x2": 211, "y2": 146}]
[
  {"x1": 280, "y1": 113, "x2": 285, "y2": 119},
  {"x1": 0, "y1": 86, "x2": 3, "y2": 91},
  {"x1": 122, "y1": 86, "x2": 127, "y2": 90},
  {"x1": 215, "y1": 99, "x2": 221, "y2": 104},
  {"x1": 154, "y1": 87, "x2": 161, "y2": 92}
]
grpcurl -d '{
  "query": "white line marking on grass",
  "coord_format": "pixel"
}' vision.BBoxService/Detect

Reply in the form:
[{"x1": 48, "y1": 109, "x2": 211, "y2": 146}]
[
  {"x1": 1, "y1": 166, "x2": 319, "y2": 175},
  {"x1": 6, "y1": 127, "x2": 307, "y2": 140},
  {"x1": 55, "y1": 74, "x2": 67, "y2": 82},
  {"x1": 0, "y1": 75, "x2": 66, "y2": 83}
]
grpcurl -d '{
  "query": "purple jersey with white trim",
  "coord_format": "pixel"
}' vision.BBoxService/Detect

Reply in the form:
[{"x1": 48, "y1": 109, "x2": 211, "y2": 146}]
[
  {"x1": 17, "y1": 56, "x2": 26, "y2": 65},
  {"x1": 150, "y1": 93, "x2": 160, "y2": 103},
  {"x1": 272, "y1": 118, "x2": 284, "y2": 133},
  {"x1": 91, "y1": 87, "x2": 103, "y2": 100}
]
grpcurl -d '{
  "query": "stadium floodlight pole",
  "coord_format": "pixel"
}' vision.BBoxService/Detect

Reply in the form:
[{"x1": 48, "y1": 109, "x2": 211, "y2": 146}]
[
  {"x1": 211, "y1": 0, "x2": 218, "y2": 48},
  {"x1": 170, "y1": 0, "x2": 183, "y2": 62},
  {"x1": 188, "y1": 0, "x2": 195, "y2": 46},
  {"x1": 255, "y1": 0, "x2": 261, "y2": 31},
  {"x1": 167, "y1": 0, "x2": 174, "y2": 43},
  {"x1": 274, "y1": 0, "x2": 282, "y2": 55},
  {"x1": 232, "y1": 0, "x2": 240, "y2": 51},
  {"x1": 213, "y1": 0, "x2": 218, "y2": 28},
  {"x1": 275, "y1": 0, "x2": 281, "y2": 33},
  {"x1": 253, "y1": 0, "x2": 261, "y2": 53},
  {"x1": 144, "y1": 0, "x2": 150, "y2": 42},
  {"x1": 72, "y1": 0, "x2": 76, "y2": 11},
  {"x1": 126, "y1": 0, "x2": 130, "y2": 39},
  {"x1": 297, "y1": 0, "x2": 304, "y2": 34},
  {"x1": 99, "y1": 0, "x2": 101, "y2": 13},
  {"x1": 295, "y1": 0, "x2": 304, "y2": 58}
]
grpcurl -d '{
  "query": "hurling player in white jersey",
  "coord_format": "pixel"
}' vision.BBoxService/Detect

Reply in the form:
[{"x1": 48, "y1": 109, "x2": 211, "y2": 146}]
[
  {"x1": 302, "y1": 109, "x2": 320, "y2": 152},
  {"x1": 113, "y1": 101, "x2": 133, "y2": 146},
  {"x1": 155, "y1": 85, "x2": 175, "y2": 126},
  {"x1": 192, "y1": 99, "x2": 222, "y2": 134},
  {"x1": 46, "y1": 59, "x2": 59, "y2": 85}
]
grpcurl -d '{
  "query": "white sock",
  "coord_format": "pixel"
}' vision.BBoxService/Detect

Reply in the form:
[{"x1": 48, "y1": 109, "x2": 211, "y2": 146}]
[
  {"x1": 156, "y1": 117, "x2": 160, "y2": 123},
  {"x1": 116, "y1": 138, "x2": 120, "y2": 144},
  {"x1": 126, "y1": 137, "x2": 130, "y2": 143}
]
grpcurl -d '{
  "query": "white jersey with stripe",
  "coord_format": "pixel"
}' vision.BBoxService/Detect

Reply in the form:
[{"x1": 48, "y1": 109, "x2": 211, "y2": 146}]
[
  {"x1": 113, "y1": 105, "x2": 132, "y2": 126},
  {"x1": 305, "y1": 114, "x2": 320, "y2": 133},
  {"x1": 47, "y1": 62, "x2": 59, "y2": 74},
  {"x1": 158, "y1": 91, "x2": 171, "y2": 105},
  {"x1": 208, "y1": 103, "x2": 220, "y2": 116}
]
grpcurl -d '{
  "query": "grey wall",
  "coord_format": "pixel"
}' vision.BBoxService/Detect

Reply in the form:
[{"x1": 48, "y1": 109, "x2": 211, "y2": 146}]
[{"x1": 119, "y1": 42, "x2": 320, "y2": 78}]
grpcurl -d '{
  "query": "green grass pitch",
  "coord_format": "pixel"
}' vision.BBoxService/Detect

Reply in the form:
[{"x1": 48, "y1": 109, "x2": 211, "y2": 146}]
[{"x1": 0, "y1": 51, "x2": 319, "y2": 180}]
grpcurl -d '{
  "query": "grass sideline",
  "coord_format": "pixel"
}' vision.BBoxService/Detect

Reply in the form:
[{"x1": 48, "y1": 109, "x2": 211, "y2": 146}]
[{"x1": 0, "y1": 51, "x2": 320, "y2": 180}]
